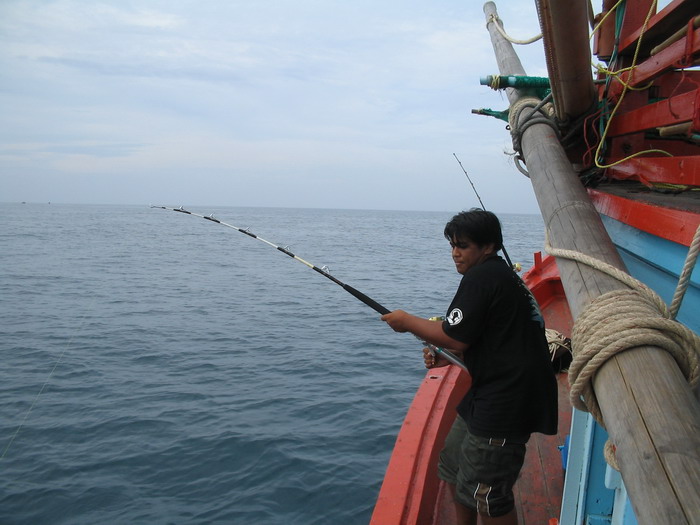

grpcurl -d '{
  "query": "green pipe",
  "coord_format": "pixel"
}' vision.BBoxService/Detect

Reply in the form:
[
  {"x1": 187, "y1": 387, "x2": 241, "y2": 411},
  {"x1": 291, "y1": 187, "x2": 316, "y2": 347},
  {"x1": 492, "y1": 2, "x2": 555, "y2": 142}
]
[{"x1": 480, "y1": 74, "x2": 551, "y2": 89}]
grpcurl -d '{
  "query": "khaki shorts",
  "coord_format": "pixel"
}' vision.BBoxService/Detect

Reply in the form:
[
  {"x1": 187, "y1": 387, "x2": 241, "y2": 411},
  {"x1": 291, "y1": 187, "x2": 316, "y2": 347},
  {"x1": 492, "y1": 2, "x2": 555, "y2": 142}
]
[{"x1": 437, "y1": 416, "x2": 527, "y2": 518}]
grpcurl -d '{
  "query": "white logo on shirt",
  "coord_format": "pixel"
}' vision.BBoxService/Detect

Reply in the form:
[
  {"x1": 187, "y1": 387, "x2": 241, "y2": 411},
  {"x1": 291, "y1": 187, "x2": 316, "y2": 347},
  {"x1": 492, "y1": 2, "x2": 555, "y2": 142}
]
[{"x1": 447, "y1": 308, "x2": 463, "y2": 326}]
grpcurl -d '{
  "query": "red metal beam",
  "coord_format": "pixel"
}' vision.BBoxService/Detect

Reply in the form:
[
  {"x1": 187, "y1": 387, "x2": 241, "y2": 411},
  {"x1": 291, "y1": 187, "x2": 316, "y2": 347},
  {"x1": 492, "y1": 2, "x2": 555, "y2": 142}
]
[
  {"x1": 616, "y1": 0, "x2": 658, "y2": 49},
  {"x1": 606, "y1": 156, "x2": 700, "y2": 186},
  {"x1": 607, "y1": 27, "x2": 700, "y2": 100},
  {"x1": 617, "y1": 0, "x2": 694, "y2": 54},
  {"x1": 605, "y1": 89, "x2": 697, "y2": 136}
]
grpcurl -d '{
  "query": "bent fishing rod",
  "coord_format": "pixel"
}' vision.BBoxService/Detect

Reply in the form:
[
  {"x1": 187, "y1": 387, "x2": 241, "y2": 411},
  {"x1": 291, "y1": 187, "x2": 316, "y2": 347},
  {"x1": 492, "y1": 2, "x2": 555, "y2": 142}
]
[
  {"x1": 152, "y1": 205, "x2": 468, "y2": 372},
  {"x1": 452, "y1": 153, "x2": 516, "y2": 270}
]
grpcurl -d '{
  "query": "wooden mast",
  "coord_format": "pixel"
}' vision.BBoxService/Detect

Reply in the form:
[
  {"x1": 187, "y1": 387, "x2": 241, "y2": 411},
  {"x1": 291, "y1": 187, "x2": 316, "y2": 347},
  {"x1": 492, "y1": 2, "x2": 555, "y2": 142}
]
[
  {"x1": 535, "y1": 0, "x2": 597, "y2": 121},
  {"x1": 483, "y1": 2, "x2": 700, "y2": 524}
]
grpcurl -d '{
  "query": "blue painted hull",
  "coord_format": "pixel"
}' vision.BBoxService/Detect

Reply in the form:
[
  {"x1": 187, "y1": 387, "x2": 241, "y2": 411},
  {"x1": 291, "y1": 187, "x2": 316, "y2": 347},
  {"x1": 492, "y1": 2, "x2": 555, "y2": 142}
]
[
  {"x1": 600, "y1": 215, "x2": 699, "y2": 333},
  {"x1": 559, "y1": 214, "x2": 700, "y2": 525}
]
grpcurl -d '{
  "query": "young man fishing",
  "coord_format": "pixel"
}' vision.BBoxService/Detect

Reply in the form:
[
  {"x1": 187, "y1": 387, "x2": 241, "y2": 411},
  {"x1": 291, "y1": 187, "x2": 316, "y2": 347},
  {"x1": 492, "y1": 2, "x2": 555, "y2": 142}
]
[{"x1": 381, "y1": 209, "x2": 558, "y2": 525}]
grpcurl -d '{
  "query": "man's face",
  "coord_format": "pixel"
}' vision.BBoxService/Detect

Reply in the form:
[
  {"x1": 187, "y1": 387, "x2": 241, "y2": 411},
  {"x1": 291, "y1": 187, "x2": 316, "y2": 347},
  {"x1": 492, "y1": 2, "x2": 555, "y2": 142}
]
[{"x1": 449, "y1": 237, "x2": 495, "y2": 275}]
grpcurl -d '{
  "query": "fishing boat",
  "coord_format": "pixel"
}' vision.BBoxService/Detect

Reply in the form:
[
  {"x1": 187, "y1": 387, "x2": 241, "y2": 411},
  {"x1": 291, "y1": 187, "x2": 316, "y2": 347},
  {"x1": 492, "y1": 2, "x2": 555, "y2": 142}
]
[{"x1": 371, "y1": 1, "x2": 700, "y2": 524}]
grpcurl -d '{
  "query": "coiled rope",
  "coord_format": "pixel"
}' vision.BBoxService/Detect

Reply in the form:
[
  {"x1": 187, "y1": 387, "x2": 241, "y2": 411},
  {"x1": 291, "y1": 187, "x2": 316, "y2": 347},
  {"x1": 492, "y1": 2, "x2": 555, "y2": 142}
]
[
  {"x1": 507, "y1": 94, "x2": 558, "y2": 177},
  {"x1": 545, "y1": 224, "x2": 700, "y2": 469}
]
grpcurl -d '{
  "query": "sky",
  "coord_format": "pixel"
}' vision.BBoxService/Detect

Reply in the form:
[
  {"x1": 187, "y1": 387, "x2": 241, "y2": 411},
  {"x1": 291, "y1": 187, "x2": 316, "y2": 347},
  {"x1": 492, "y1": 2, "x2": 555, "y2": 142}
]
[{"x1": 0, "y1": 0, "x2": 551, "y2": 213}]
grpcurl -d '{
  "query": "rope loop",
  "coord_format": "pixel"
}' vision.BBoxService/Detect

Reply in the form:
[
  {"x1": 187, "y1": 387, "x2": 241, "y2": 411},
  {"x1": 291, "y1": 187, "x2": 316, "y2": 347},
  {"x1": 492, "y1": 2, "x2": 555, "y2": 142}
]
[
  {"x1": 670, "y1": 224, "x2": 700, "y2": 318},
  {"x1": 568, "y1": 288, "x2": 700, "y2": 423},
  {"x1": 486, "y1": 13, "x2": 542, "y2": 45},
  {"x1": 508, "y1": 96, "x2": 558, "y2": 170},
  {"x1": 546, "y1": 231, "x2": 700, "y2": 469}
]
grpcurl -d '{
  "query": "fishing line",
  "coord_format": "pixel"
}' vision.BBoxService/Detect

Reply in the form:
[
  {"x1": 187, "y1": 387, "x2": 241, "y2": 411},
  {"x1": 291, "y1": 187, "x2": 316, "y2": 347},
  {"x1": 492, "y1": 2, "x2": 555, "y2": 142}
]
[
  {"x1": 452, "y1": 153, "x2": 516, "y2": 269},
  {"x1": 152, "y1": 205, "x2": 468, "y2": 372},
  {"x1": 2, "y1": 297, "x2": 97, "y2": 460}
]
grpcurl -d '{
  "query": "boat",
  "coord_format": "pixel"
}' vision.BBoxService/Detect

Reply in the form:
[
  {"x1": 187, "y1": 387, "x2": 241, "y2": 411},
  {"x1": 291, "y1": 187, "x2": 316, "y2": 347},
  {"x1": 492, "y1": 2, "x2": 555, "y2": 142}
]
[{"x1": 371, "y1": 1, "x2": 700, "y2": 523}]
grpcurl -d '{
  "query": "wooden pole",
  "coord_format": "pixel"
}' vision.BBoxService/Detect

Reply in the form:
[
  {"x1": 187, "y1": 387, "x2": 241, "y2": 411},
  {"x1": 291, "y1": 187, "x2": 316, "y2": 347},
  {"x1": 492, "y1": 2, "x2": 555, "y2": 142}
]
[
  {"x1": 536, "y1": 0, "x2": 597, "y2": 121},
  {"x1": 483, "y1": 3, "x2": 700, "y2": 524}
]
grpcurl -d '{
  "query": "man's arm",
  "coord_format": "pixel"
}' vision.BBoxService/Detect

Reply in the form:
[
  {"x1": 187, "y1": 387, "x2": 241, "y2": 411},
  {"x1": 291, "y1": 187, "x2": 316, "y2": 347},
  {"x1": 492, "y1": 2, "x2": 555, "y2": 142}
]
[{"x1": 381, "y1": 310, "x2": 469, "y2": 352}]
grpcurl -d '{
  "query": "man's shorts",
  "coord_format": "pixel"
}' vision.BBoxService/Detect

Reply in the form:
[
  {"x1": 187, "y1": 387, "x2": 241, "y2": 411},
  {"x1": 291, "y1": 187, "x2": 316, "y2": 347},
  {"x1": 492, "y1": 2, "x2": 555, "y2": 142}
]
[{"x1": 437, "y1": 415, "x2": 528, "y2": 518}]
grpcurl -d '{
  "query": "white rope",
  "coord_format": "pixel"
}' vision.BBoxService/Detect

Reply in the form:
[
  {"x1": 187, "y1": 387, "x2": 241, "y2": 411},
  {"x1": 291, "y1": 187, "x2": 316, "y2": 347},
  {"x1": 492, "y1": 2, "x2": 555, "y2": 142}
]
[
  {"x1": 486, "y1": 13, "x2": 542, "y2": 45},
  {"x1": 544, "y1": 232, "x2": 700, "y2": 469},
  {"x1": 670, "y1": 224, "x2": 700, "y2": 319}
]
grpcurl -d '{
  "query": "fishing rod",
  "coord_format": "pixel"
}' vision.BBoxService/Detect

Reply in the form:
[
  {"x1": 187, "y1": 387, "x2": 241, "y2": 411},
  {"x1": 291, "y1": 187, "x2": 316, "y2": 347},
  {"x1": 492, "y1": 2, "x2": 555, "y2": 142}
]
[
  {"x1": 453, "y1": 152, "x2": 487, "y2": 212},
  {"x1": 152, "y1": 205, "x2": 468, "y2": 372},
  {"x1": 452, "y1": 153, "x2": 516, "y2": 269}
]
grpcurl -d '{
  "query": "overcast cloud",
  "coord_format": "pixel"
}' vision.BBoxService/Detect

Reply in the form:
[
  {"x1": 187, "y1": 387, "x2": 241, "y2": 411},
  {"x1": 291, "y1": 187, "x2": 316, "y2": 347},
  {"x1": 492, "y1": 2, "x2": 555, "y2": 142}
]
[{"x1": 1, "y1": 0, "x2": 550, "y2": 213}]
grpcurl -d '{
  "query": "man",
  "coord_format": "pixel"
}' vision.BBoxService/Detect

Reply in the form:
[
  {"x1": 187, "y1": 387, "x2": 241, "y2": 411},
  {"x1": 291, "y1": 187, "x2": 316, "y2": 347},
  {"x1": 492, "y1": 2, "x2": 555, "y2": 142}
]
[{"x1": 381, "y1": 209, "x2": 557, "y2": 525}]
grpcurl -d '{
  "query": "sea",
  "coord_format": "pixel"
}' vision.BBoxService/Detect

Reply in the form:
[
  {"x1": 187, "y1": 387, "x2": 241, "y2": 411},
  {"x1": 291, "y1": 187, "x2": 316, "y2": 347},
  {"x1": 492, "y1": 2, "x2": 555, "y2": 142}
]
[{"x1": 0, "y1": 203, "x2": 545, "y2": 525}]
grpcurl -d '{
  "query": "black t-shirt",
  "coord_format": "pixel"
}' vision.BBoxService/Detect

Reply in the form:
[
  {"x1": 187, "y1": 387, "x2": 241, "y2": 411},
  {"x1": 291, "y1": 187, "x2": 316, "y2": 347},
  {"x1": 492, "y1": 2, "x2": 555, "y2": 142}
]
[{"x1": 442, "y1": 255, "x2": 558, "y2": 439}]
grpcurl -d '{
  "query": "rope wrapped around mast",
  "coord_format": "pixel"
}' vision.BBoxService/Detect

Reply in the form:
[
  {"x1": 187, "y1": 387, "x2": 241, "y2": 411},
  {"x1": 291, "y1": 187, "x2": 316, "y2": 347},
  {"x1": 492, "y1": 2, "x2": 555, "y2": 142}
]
[
  {"x1": 508, "y1": 95, "x2": 559, "y2": 174},
  {"x1": 545, "y1": 229, "x2": 700, "y2": 469}
]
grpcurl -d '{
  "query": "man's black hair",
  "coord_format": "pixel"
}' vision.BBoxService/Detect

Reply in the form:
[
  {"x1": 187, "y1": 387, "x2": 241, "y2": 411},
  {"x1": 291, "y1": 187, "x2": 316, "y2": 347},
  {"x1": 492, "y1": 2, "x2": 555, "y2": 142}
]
[{"x1": 444, "y1": 208, "x2": 503, "y2": 251}]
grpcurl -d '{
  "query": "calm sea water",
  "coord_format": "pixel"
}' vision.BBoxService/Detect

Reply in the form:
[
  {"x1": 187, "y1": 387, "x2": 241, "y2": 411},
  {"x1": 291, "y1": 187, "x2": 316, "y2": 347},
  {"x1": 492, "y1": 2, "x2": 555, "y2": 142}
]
[{"x1": 0, "y1": 203, "x2": 544, "y2": 525}]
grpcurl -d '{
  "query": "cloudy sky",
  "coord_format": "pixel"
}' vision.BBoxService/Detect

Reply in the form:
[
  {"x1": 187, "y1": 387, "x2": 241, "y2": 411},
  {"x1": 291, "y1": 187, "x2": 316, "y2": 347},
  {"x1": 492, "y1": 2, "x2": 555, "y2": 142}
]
[{"x1": 1, "y1": 0, "x2": 551, "y2": 213}]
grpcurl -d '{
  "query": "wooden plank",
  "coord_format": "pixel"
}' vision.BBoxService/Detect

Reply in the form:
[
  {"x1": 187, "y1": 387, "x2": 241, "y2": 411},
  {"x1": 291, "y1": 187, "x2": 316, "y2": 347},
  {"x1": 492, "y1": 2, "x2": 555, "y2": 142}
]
[
  {"x1": 517, "y1": 435, "x2": 551, "y2": 523},
  {"x1": 615, "y1": 0, "x2": 658, "y2": 53},
  {"x1": 537, "y1": 0, "x2": 596, "y2": 120}
]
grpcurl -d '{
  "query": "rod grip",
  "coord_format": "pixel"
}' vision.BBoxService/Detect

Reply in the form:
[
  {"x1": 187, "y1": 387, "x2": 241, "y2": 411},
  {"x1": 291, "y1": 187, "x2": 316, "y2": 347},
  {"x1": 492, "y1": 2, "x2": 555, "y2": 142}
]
[{"x1": 342, "y1": 284, "x2": 391, "y2": 315}]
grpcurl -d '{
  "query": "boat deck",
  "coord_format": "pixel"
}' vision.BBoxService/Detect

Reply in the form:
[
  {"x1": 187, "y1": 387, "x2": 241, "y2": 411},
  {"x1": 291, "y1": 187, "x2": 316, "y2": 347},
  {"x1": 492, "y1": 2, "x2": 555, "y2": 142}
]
[
  {"x1": 593, "y1": 180, "x2": 700, "y2": 215},
  {"x1": 515, "y1": 373, "x2": 572, "y2": 524}
]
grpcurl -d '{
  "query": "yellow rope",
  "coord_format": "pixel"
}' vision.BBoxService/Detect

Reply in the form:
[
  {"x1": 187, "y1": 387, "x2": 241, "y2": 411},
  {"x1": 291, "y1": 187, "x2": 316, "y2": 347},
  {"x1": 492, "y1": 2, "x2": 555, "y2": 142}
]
[
  {"x1": 593, "y1": 0, "x2": 674, "y2": 169},
  {"x1": 594, "y1": 63, "x2": 654, "y2": 91},
  {"x1": 589, "y1": 0, "x2": 626, "y2": 41}
]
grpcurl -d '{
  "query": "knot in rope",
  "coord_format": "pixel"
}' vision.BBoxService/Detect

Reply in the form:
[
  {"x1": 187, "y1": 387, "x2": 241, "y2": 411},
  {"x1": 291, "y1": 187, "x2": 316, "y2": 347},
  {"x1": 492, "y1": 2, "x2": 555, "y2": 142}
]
[
  {"x1": 507, "y1": 97, "x2": 556, "y2": 132},
  {"x1": 569, "y1": 288, "x2": 700, "y2": 423},
  {"x1": 546, "y1": 229, "x2": 700, "y2": 469}
]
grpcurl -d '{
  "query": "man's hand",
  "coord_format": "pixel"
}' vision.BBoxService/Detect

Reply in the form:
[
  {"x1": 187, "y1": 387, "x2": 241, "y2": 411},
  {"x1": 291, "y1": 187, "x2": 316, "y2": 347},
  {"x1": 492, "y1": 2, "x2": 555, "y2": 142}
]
[
  {"x1": 380, "y1": 310, "x2": 413, "y2": 333},
  {"x1": 381, "y1": 310, "x2": 470, "y2": 355},
  {"x1": 423, "y1": 347, "x2": 450, "y2": 369}
]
